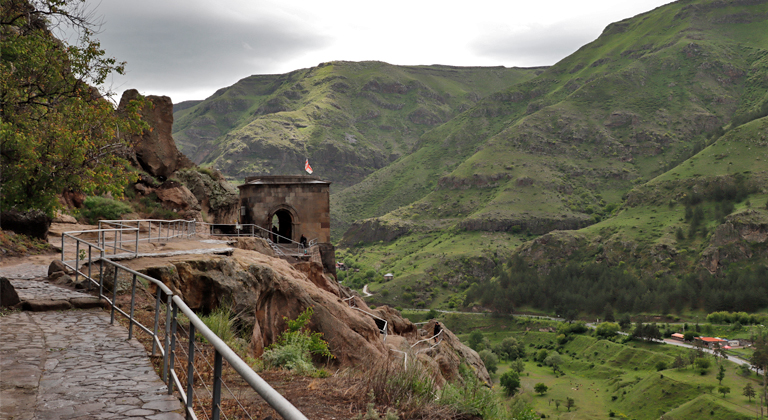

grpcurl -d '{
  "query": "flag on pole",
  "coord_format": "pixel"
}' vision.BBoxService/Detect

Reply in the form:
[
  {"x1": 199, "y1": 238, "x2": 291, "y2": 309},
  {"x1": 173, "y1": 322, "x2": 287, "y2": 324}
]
[{"x1": 304, "y1": 159, "x2": 313, "y2": 174}]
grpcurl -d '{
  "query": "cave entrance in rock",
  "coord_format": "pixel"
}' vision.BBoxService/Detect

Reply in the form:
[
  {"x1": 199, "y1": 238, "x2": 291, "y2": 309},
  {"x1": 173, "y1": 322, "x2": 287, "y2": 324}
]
[{"x1": 271, "y1": 210, "x2": 293, "y2": 243}]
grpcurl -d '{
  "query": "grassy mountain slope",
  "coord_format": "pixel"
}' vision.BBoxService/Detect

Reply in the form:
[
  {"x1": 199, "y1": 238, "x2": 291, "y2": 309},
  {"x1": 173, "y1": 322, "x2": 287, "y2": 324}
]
[
  {"x1": 172, "y1": 62, "x2": 540, "y2": 188},
  {"x1": 337, "y1": 0, "x2": 768, "y2": 242},
  {"x1": 335, "y1": 0, "x2": 768, "y2": 313}
]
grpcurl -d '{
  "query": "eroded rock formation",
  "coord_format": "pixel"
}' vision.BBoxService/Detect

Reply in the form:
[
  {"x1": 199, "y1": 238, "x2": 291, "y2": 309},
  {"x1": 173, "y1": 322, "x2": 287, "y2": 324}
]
[
  {"x1": 118, "y1": 89, "x2": 194, "y2": 180},
  {"x1": 134, "y1": 249, "x2": 489, "y2": 386}
]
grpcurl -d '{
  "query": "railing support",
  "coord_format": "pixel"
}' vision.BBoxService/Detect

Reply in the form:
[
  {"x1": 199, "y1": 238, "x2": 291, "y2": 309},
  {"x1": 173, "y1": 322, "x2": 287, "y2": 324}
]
[
  {"x1": 186, "y1": 322, "x2": 195, "y2": 419},
  {"x1": 152, "y1": 291, "x2": 162, "y2": 356},
  {"x1": 110, "y1": 268, "x2": 118, "y2": 324},
  {"x1": 163, "y1": 294, "x2": 172, "y2": 383},
  {"x1": 128, "y1": 273, "x2": 137, "y2": 340},
  {"x1": 212, "y1": 350, "x2": 223, "y2": 420},
  {"x1": 168, "y1": 305, "x2": 178, "y2": 395}
]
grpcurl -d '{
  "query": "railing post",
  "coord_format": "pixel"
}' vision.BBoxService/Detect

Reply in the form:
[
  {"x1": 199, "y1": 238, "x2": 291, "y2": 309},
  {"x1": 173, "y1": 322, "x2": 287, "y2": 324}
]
[
  {"x1": 74, "y1": 241, "x2": 80, "y2": 283},
  {"x1": 152, "y1": 291, "x2": 161, "y2": 356},
  {"x1": 163, "y1": 294, "x2": 173, "y2": 383},
  {"x1": 128, "y1": 273, "x2": 137, "y2": 340},
  {"x1": 110, "y1": 267, "x2": 118, "y2": 324},
  {"x1": 98, "y1": 249, "x2": 104, "y2": 299},
  {"x1": 212, "y1": 350, "x2": 223, "y2": 420},
  {"x1": 61, "y1": 235, "x2": 64, "y2": 262},
  {"x1": 135, "y1": 221, "x2": 140, "y2": 257},
  {"x1": 186, "y1": 322, "x2": 195, "y2": 419},
  {"x1": 168, "y1": 305, "x2": 178, "y2": 395},
  {"x1": 114, "y1": 226, "x2": 118, "y2": 254},
  {"x1": 148, "y1": 221, "x2": 152, "y2": 244},
  {"x1": 87, "y1": 245, "x2": 92, "y2": 291}
]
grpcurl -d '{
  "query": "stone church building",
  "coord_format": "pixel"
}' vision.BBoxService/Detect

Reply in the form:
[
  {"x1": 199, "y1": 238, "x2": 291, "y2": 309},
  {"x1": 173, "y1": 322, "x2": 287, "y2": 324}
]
[{"x1": 237, "y1": 175, "x2": 331, "y2": 245}]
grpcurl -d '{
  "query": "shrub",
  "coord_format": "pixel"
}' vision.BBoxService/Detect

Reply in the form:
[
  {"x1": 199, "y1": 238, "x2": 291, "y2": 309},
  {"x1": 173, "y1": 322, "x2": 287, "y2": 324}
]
[
  {"x1": 81, "y1": 196, "x2": 133, "y2": 224},
  {"x1": 478, "y1": 350, "x2": 498, "y2": 374},
  {"x1": 261, "y1": 307, "x2": 333, "y2": 375},
  {"x1": 499, "y1": 371, "x2": 520, "y2": 396},
  {"x1": 199, "y1": 305, "x2": 236, "y2": 344}
]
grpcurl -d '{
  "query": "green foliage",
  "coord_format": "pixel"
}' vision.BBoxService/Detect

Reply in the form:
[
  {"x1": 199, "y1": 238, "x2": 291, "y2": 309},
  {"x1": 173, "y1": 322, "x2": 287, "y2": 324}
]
[
  {"x1": 655, "y1": 361, "x2": 668, "y2": 372},
  {"x1": 499, "y1": 370, "x2": 520, "y2": 396},
  {"x1": 81, "y1": 196, "x2": 133, "y2": 224},
  {"x1": 717, "y1": 386, "x2": 730, "y2": 398},
  {"x1": 467, "y1": 330, "x2": 484, "y2": 351},
  {"x1": 596, "y1": 322, "x2": 621, "y2": 338},
  {"x1": 478, "y1": 349, "x2": 498, "y2": 374},
  {"x1": 0, "y1": 0, "x2": 145, "y2": 215},
  {"x1": 261, "y1": 307, "x2": 333, "y2": 374},
  {"x1": 492, "y1": 336, "x2": 526, "y2": 361},
  {"x1": 534, "y1": 382, "x2": 548, "y2": 396},
  {"x1": 440, "y1": 365, "x2": 536, "y2": 419},
  {"x1": 199, "y1": 305, "x2": 236, "y2": 344},
  {"x1": 743, "y1": 382, "x2": 755, "y2": 401}
]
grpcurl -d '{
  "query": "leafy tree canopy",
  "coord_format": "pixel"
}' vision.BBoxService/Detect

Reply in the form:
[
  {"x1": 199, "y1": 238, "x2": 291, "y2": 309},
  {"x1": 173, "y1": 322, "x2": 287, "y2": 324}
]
[{"x1": 1, "y1": 0, "x2": 145, "y2": 215}]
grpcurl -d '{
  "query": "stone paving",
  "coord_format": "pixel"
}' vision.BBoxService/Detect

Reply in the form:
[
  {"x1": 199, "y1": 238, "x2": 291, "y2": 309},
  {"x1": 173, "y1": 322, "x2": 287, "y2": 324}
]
[{"x1": 0, "y1": 263, "x2": 184, "y2": 420}]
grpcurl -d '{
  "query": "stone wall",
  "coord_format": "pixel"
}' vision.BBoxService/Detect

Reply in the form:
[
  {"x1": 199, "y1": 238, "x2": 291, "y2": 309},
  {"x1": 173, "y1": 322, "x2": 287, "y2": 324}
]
[{"x1": 238, "y1": 176, "x2": 331, "y2": 243}]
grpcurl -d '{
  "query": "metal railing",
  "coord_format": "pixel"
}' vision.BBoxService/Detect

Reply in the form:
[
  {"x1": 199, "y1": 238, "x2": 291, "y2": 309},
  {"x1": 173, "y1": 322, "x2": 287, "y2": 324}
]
[
  {"x1": 61, "y1": 219, "x2": 197, "y2": 268},
  {"x1": 61, "y1": 224, "x2": 308, "y2": 420},
  {"x1": 198, "y1": 223, "x2": 317, "y2": 258},
  {"x1": 343, "y1": 297, "x2": 388, "y2": 342}
]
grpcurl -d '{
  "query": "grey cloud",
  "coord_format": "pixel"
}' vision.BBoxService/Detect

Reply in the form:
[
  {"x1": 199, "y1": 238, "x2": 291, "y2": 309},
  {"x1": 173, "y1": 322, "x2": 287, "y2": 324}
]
[
  {"x1": 471, "y1": 23, "x2": 600, "y2": 67},
  {"x1": 89, "y1": 1, "x2": 328, "y2": 101}
]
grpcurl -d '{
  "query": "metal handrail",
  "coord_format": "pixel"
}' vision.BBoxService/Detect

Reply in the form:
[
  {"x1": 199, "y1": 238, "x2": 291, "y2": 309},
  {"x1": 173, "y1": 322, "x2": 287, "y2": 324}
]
[
  {"x1": 199, "y1": 222, "x2": 317, "y2": 257},
  {"x1": 343, "y1": 297, "x2": 388, "y2": 341},
  {"x1": 61, "y1": 223, "x2": 308, "y2": 420}
]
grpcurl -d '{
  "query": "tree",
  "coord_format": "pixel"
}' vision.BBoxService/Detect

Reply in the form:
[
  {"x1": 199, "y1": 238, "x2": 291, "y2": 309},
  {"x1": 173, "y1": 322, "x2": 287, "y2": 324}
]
[
  {"x1": 1, "y1": 0, "x2": 146, "y2": 215},
  {"x1": 493, "y1": 336, "x2": 524, "y2": 361},
  {"x1": 596, "y1": 322, "x2": 621, "y2": 338},
  {"x1": 467, "y1": 330, "x2": 484, "y2": 351},
  {"x1": 499, "y1": 371, "x2": 520, "y2": 396},
  {"x1": 534, "y1": 383, "x2": 548, "y2": 396},
  {"x1": 694, "y1": 357, "x2": 711, "y2": 372},
  {"x1": 717, "y1": 365, "x2": 725, "y2": 385},
  {"x1": 744, "y1": 382, "x2": 756, "y2": 402},
  {"x1": 478, "y1": 349, "x2": 498, "y2": 374},
  {"x1": 565, "y1": 397, "x2": 575, "y2": 412},
  {"x1": 535, "y1": 349, "x2": 549, "y2": 363},
  {"x1": 655, "y1": 361, "x2": 668, "y2": 372},
  {"x1": 718, "y1": 386, "x2": 730, "y2": 398},
  {"x1": 544, "y1": 352, "x2": 563, "y2": 373},
  {"x1": 512, "y1": 358, "x2": 525, "y2": 374}
]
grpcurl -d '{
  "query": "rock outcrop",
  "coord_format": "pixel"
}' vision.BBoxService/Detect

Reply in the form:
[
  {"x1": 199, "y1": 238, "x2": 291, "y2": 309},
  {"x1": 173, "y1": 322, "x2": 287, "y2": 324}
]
[
  {"x1": 118, "y1": 89, "x2": 193, "y2": 180},
  {"x1": 0, "y1": 210, "x2": 52, "y2": 240},
  {"x1": 701, "y1": 209, "x2": 768, "y2": 273},
  {"x1": 175, "y1": 168, "x2": 239, "y2": 224},
  {"x1": 132, "y1": 249, "x2": 489, "y2": 386}
]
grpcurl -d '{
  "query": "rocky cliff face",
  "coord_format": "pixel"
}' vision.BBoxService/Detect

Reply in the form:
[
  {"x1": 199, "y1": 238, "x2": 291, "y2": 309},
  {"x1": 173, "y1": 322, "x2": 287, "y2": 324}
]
[
  {"x1": 135, "y1": 249, "x2": 489, "y2": 386},
  {"x1": 701, "y1": 209, "x2": 768, "y2": 273},
  {"x1": 118, "y1": 90, "x2": 194, "y2": 180}
]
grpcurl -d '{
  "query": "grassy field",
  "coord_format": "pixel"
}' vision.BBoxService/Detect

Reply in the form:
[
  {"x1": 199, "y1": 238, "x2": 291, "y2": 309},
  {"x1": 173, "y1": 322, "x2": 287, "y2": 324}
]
[{"x1": 409, "y1": 312, "x2": 767, "y2": 420}]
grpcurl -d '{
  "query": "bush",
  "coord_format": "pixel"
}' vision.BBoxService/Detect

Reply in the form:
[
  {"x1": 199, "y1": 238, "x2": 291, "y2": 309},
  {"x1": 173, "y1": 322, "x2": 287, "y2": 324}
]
[
  {"x1": 261, "y1": 307, "x2": 333, "y2": 375},
  {"x1": 199, "y1": 305, "x2": 236, "y2": 344},
  {"x1": 81, "y1": 196, "x2": 133, "y2": 224},
  {"x1": 478, "y1": 350, "x2": 498, "y2": 374},
  {"x1": 499, "y1": 371, "x2": 520, "y2": 396}
]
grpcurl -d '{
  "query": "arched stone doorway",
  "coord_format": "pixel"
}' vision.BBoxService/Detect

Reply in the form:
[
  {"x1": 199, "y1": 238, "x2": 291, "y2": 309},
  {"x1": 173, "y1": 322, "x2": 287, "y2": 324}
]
[{"x1": 270, "y1": 209, "x2": 293, "y2": 243}]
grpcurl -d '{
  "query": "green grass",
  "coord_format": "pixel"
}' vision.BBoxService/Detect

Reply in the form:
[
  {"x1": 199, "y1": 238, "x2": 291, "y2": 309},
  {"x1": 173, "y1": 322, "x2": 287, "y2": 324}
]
[{"x1": 443, "y1": 312, "x2": 767, "y2": 420}]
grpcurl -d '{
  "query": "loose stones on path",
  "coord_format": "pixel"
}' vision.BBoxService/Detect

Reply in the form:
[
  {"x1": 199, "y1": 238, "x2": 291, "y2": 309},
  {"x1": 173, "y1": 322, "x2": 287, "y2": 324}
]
[{"x1": 0, "y1": 310, "x2": 184, "y2": 419}]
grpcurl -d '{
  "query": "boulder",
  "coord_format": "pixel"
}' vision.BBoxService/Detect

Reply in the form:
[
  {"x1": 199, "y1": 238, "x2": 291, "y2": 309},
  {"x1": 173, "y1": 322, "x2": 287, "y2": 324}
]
[
  {"x1": 232, "y1": 237, "x2": 275, "y2": 257},
  {"x1": 53, "y1": 211, "x2": 77, "y2": 224},
  {"x1": 48, "y1": 260, "x2": 70, "y2": 276},
  {"x1": 155, "y1": 181, "x2": 200, "y2": 212},
  {"x1": 134, "y1": 249, "x2": 490, "y2": 385},
  {"x1": 117, "y1": 89, "x2": 193, "y2": 180},
  {"x1": 0, "y1": 210, "x2": 52, "y2": 240},
  {"x1": 1, "y1": 277, "x2": 20, "y2": 307},
  {"x1": 175, "y1": 169, "x2": 239, "y2": 224}
]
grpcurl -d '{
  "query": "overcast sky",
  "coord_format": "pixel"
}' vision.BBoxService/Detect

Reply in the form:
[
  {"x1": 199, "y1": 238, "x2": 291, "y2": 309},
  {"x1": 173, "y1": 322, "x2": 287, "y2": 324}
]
[{"x1": 65, "y1": 0, "x2": 675, "y2": 104}]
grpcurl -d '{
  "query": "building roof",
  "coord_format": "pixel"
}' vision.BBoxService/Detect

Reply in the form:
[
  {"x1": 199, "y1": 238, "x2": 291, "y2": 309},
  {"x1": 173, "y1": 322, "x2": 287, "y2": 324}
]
[
  {"x1": 698, "y1": 337, "x2": 727, "y2": 342},
  {"x1": 239, "y1": 175, "x2": 330, "y2": 188},
  {"x1": 384, "y1": 273, "x2": 394, "y2": 277},
  {"x1": 671, "y1": 333, "x2": 684, "y2": 338}
]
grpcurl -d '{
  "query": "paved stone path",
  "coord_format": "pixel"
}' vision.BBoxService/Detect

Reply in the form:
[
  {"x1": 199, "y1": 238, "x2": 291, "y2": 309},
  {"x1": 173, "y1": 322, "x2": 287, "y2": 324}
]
[{"x1": 1, "y1": 263, "x2": 184, "y2": 419}]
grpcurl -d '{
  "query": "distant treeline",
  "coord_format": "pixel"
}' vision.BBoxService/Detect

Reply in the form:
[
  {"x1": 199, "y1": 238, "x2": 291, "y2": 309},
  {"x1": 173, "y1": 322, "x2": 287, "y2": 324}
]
[{"x1": 465, "y1": 256, "x2": 768, "y2": 316}]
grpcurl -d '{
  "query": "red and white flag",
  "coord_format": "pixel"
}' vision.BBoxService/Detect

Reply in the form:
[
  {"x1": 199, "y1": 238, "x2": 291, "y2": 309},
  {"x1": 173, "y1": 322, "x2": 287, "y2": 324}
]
[{"x1": 304, "y1": 159, "x2": 313, "y2": 174}]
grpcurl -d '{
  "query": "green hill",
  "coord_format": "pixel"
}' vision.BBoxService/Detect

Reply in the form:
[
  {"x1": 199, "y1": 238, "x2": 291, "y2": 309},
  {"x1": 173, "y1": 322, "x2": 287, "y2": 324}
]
[
  {"x1": 172, "y1": 62, "x2": 540, "y2": 188},
  {"x1": 333, "y1": 0, "x2": 768, "y2": 312}
]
